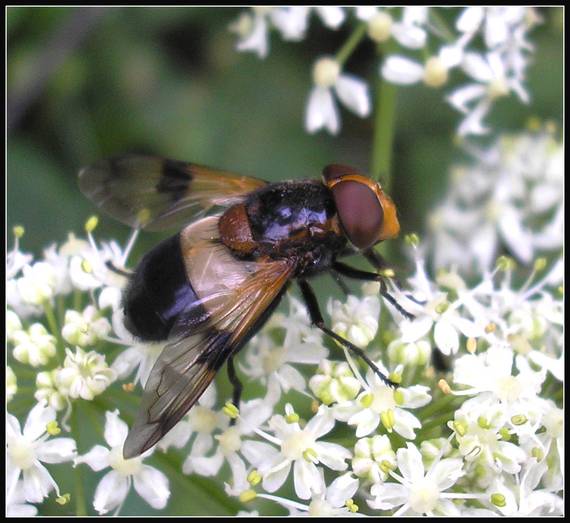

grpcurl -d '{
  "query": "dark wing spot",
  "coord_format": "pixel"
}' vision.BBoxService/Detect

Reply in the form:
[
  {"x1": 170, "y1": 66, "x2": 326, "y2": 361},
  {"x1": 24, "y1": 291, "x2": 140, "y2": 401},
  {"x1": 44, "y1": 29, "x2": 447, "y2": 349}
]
[{"x1": 156, "y1": 159, "x2": 193, "y2": 202}]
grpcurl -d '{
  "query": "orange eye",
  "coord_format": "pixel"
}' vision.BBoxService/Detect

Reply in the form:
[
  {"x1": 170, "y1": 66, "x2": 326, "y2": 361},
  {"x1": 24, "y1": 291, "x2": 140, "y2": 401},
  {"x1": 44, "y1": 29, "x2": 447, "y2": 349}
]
[{"x1": 323, "y1": 164, "x2": 400, "y2": 249}]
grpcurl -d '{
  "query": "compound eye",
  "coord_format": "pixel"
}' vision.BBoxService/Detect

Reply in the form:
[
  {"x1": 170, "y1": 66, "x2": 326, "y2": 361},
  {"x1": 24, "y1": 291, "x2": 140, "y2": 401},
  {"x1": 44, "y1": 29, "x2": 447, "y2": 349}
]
[
  {"x1": 332, "y1": 179, "x2": 384, "y2": 249},
  {"x1": 323, "y1": 165, "x2": 385, "y2": 249}
]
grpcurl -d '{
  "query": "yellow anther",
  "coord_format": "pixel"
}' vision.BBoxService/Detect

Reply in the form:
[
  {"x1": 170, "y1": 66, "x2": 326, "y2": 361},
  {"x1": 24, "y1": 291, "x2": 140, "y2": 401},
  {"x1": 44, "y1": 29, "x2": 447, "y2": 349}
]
[
  {"x1": 477, "y1": 416, "x2": 490, "y2": 429},
  {"x1": 345, "y1": 498, "x2": 359, "y2": 513},
  {"x1": 485, "y1": 322, "x2": 496, "y2": 334},
  {"x1": 56, "y1": 493, "x2": 71, "y2": 505},
  {"x1": 380, "y1": 409, "x2": 395, "y2": 432},
  {"x1": 359, "y1": 393, "x2": 373, "y2": 408},
  {"x1": 223, "y1": 402, "x2": 239, "y2": 419},
  {"x1": 389, "y1": 372, "x2": 402, "y2": 386},
  {"x1": 285, "y1": 412, "x2": 300, "y2": 424},
  {"x1": 533, "y1": 257, "x2": 547, "y2": 272},
  {"x1": 247, "y1": 469, "x2": 262, "y2": 486},
  {"x1": 511, "y1": 414, "x2": 528, "y2": 426},
  {"x1": 239, "y1": 489, "x2": 257, "y2": 503},
  {"x1": 303, "y1": 448, "x2": 318, "y2": 463},
  {"x1": 81, "y1": 259, "x2": 93, "y2": 274},
  {"x1": 46, "y1": 420, "x2": 61, "y2": 436},
  {"x1": 13, "y1": 225, "x2": 25, "y2": 238},
  {"x1": 453, "y1": 420, "x2": 467, "y2": 437},
  {"x1": 122, "y1": 382, "x2": 135, "y2": 392},
  {"x1": 466, "y1": 337, "x2": 477, "y2": 353},
  {"x1": 393, "y1": 389, "x2": 404, "y2": 405},
  {"x1": 496, "y1": 255, "x2": 516, "y2": 271},
  {"x1": 84, "y1": 215, "x2": 99, "y2": 233},
  {"x1": 438, "y1": 379, "x2": 451, "y2": 395},
  {"x1": 499, "y1": 427, "x2": 511, "y2": 441},
  {"x1": 491, "y1": 493, "x2": 506, "y2": 508}
]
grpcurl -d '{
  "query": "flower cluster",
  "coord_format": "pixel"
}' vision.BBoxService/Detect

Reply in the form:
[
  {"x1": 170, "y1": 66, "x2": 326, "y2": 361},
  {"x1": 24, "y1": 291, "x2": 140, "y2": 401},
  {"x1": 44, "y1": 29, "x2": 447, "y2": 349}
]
[
  {"x1": 426, "y1": 124, "x2": 563, "y2": 274},
  {"x1": 229, "y1": 7, "x2": 543, "y2": 137},
  {"x1": 6, "y1": 189, "x2": 562, "y2": 515}
]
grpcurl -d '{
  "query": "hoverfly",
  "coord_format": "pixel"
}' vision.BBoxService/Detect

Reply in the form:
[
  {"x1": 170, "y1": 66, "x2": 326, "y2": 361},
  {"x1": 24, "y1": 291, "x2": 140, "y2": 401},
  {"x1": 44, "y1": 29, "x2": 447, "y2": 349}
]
[{"x1": 78, "y1": 155, "x2": 412, "y2": 459}]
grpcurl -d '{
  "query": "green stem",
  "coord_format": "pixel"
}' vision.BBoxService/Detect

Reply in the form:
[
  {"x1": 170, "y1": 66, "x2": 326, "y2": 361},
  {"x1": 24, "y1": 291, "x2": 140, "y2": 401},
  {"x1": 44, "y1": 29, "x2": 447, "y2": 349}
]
[
  {"x1": 428, "y1": 8, "x2": 456, "y2": 43},
  {"x1": 335, "y1": 22, "x2": 367, "y2": 66},
  {"x1": 370, "y1": 42, "x2": 398, "y2": 190},
  {"x1": 43, "y1": 301, "x2": 60, "y2": 340},
  {"x1": 71, "y1": 407, "x2": 88, "y2": 516},
  {"x1": 418, "y1": 393, "x2": 461, "y2": 421}
]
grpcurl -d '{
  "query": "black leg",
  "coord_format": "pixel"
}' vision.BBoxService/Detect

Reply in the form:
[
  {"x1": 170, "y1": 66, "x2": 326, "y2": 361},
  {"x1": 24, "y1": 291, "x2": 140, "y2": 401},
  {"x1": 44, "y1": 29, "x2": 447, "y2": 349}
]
[
  {"x1": 333, "y1": 261, "x2": 415, "y2": 321},
  {"x1": 105, "y1": 260, "x2": 133, "y2": 277},
  {"x1": 364, "y1": 249, "x2": 426, "y2": 306},
  {"x1": 298, "y1": 280, "x2": 398, "y2": 388},
  {"x1": 227, "y1": 355, "x2": 242, "y2": 425}
]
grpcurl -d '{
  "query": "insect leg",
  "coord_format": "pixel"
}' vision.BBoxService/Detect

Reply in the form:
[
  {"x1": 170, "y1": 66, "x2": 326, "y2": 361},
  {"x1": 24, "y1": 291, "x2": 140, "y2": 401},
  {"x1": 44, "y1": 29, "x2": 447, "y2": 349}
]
[
  {"x1": 298, "y1": 280, "x2": 397, "y2": 388},
  {"x1": 105, "y1": 260, "x2": 133, "y2": 277},
  {"x1": 333, "y1": 261, "x2": 415, "y2": 321},
  {"x1": 227, "y1": 355, "x2": 243, "y2": 426},
  {"x1": 364, "y1": 249, "x2": 426, "y2": 306}
]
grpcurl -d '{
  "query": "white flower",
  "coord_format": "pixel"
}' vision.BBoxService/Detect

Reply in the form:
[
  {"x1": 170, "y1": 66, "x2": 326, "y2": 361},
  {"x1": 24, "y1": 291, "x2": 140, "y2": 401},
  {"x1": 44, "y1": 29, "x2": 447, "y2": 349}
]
[
  {"x1": 16, "y1": 262, "x2": 58, "y2": 305},
  {"x1": 309, "y1": 360, "x2": 361, "y2": 405},
  {"x1": 368, "y1": 442, "x2": 464, "y2": 516},
  {"x1": 35, "y1": 369, "x2": 68, "y2": 411},
  {"x1": 427, "y1": 129, "x2": 563, "y2": 272},
  {"x1": 240, "y1": 295, "x2": 327, "y2": 403},
  {"x1": 75, "y1": 410, "x2": 170, "y2": 515},
  {"x1": 6, "y1": 481, "x2": 38, "y2": 517},
  {"x1": 6, "y1": 309, "x2": 23, "y2": 341},
  {"x1": 185, "y1": 397, "x2": 272, "y2": 496},
  {"x1": 328, "y1": 293, "x2": 380, "y2": 348},
  {"x1": 7, "y1": 401, "x2": 77, "y2": 503},
  {"x1": 448, "y1": 51, "x2": 529, "y2": 136},
  {"x1": 11, "y1": 323, "x2": 57, "y2": 367},
  {"x1": 334, "y1": 365, "x2": 430, "y2": 439},
  {"x1": 7, "y1": 365, "x2": 17, "y2": 402},
  {"x1": 352, "y1": 435, "x2": 396, "y2": 484},
  {"x1": 246, "y1": 405, "x2": 351, "y2": 500},
  {"x1": 231, "y1": 7, "x2": 346, "y2": 58},
  {"x1": 452, "y1": 345, "x2": 546, "y2": 417},
  {"x1": 303, "y1": 472, "x2": 360, "y2": 516},
  {"x1": 382, "y1": 43, "x2": 464, "y2": 89},
  {"x1": 110, "y1": 308, "x2": 166, "y2": 387},
  {"x1": 56, "y1": 347, "x2": 116, "y2": 400},
  {"x1": 305, "y1": 56, "x2": 370, "y2": 135},
  {"x1": 61, "y1": 305, "x2": 111, "y2": 347},
  {"x1": 271, "y1": 6, "x2": 345, "y2": 41},
  {"x1": 450, "y1": 400, "x2": 527, "y2": 477},
  {"x1": 485, "y1": 459, "x2": 563, "y2": 515},
  {"x1": 181, "y1": 384, "x2": 227, "y2": 475}
]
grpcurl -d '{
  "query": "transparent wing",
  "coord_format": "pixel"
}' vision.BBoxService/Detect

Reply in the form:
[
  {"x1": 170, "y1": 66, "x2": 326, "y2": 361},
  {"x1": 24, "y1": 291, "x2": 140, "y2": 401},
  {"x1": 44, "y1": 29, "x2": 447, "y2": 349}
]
[
  {"x1": 123, "y1": 247, "x2": 293, "y2": 458},
  {"x1": 78, "y1": 154, "x2": 267, "y2": 231}
]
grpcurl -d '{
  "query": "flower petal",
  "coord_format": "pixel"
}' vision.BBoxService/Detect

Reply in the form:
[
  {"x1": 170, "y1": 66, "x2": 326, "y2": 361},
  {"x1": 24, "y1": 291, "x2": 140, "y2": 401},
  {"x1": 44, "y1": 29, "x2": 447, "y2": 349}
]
[
  {"x1": 334, "y1": 74, "x2": 370, "y2": 117},
  {"x1": 382, "y1": 56, "x2": 424, "y2": 85},
  {"x1": 93, "y1": 470, "x2": 130, "y2": 515},
  {"x1": 133, "y1": 465, "x2": 170, "y2": 510}
]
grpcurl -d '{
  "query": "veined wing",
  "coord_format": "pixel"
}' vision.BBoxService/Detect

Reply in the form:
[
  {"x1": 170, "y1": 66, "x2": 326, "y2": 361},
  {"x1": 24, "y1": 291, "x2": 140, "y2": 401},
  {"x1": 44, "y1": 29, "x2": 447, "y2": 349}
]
[
  {"x1": 78, "y1": 154, "x2": 267, "y2": 231},
  {"x1": 123, "y1": 217, "x2": 293, "y2": 458}
]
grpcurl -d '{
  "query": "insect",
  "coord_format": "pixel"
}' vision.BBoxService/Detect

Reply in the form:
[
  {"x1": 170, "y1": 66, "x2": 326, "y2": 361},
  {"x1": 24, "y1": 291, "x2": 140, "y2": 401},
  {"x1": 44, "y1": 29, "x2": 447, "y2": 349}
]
[{"x1": 78, "y1": 155, "x2": 412, "y2": 459}]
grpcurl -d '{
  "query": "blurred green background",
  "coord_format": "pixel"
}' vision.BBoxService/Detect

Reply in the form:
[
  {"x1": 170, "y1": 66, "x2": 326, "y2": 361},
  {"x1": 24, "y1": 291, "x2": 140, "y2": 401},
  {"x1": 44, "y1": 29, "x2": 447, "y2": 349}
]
[{"x1": 7, "y1": 6, "x2": 563, "y2": 516}]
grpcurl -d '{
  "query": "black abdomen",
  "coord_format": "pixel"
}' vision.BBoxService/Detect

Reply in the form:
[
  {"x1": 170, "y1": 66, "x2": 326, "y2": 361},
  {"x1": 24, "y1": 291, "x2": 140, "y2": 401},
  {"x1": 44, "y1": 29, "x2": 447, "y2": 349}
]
[{"x1": 122, "y1": 233, "x2": 201, "y2": 341}]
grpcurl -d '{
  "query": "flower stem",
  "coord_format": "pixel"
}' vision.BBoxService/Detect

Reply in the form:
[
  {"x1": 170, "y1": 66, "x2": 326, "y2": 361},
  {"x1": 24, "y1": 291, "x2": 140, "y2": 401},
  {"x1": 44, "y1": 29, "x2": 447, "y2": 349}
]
[
  {"x1": 71, "y1": 407, "x2": 88, "y2": 516},
  {"x1": 43, "y1": 301, "x2": 60, "y2": 340},
  {"x1": 370, "y1": 42, "x2": 398, "y2": 190},
  {"x1": 336, "y1": 22, "x2": 367, "y2": 66}
]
